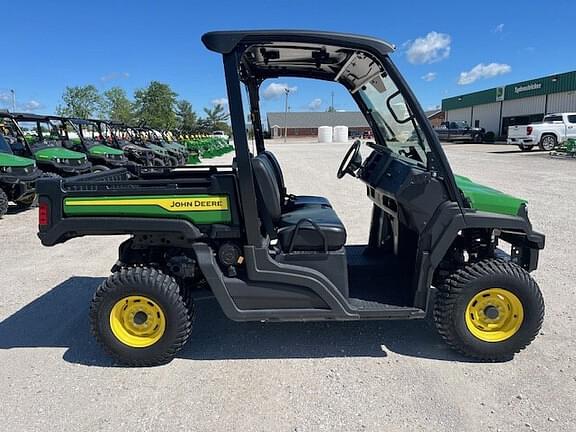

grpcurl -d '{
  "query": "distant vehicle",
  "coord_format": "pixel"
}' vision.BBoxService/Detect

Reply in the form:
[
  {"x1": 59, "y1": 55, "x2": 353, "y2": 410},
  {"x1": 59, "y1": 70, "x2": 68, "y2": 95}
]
[
  {"x1": 435, "y1": 121, "x2": 484, "y2": 143},
  {"x1": 507, "y1": 113, "x2": 576, "y2": 151}
]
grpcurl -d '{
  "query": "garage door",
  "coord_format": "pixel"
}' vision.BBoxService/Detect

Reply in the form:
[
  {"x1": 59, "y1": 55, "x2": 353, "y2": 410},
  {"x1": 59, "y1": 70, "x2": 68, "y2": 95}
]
[
  {"x1": 502, "y1": 95, "x2": 546, "y2": 117},
  {"x1": 446, "y1": 107, "x2": 472, "y2": 124},
  {"x1": 472, "y1": 102, "x2": 501, "y2": 135},
  {"x1": 547, "y1": 91, "x2": 576, "y2": 113}
]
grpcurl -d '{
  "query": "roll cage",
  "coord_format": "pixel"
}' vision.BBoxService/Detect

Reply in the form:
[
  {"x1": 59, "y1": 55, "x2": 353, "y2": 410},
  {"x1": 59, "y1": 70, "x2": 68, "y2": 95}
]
[{"x1": 201, "y1": 30, "x2": 464, "y2": 246}]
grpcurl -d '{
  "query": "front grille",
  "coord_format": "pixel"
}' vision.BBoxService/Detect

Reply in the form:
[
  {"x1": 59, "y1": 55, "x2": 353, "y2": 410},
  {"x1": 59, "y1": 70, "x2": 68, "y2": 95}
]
[
  {"x1": 10, "y1": 166, "x2": 36, "y2": 175},
  {"x1": 65, "y1": 158, "x2": 86, "y2": 166}
]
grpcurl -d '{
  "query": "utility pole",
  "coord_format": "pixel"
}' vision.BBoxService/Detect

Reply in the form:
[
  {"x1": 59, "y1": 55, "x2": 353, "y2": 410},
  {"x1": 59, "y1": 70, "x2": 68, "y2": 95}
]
[
  {"x1": 283, "y1": 88, "x2": 290, "y2": 143},
  {"x1": 331, "y1": 91, "x2": 334, "y2": 112},
  {"x1": 10, "y1": 89, "x2": 16, "y2": 112}
]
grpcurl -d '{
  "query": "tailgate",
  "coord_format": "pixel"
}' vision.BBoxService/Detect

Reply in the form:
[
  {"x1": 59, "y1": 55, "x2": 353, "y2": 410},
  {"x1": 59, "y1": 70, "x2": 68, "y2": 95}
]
[{"x1": 507, "y1": 125, "x2": 529, "y2": 138}]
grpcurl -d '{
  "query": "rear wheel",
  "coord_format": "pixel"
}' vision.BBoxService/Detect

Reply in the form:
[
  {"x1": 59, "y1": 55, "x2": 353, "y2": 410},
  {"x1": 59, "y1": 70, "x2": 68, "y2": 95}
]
[
  {"x1": 90, "y1": 267, "x2": 193, "y2": 366},
  {"x1": 0, "y1": 189, "x2": 8, "y2": 217},
  {"x1": 434, "y1": 259, "x2": 544, "y2": 361},
  {"x1": 473, "y1": 134, "x2": 483, "y2": 143},
  {"x1": 518, "y1": 144, "x2": 533, "y2": 152},
  {"x1": 539, "y1": 134, "x2": 557, "y2": 151}
]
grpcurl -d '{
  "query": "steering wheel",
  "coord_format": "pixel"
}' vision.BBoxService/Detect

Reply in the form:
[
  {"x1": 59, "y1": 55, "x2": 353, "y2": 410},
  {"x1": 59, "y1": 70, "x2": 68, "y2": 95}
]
[{"x1": 337, "y1": 140, "x2": 362, "y2": 179}]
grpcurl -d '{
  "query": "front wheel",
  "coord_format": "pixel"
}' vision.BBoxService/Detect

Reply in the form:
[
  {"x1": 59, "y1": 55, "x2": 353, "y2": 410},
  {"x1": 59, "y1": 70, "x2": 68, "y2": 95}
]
[
  {"x1": 434, "y1": 259, "x2": 544, "y2": 361},
  {"x1": 518, "y1": 145, "x2": 534, "y2": 152},
  {"x1": 0, "y1": 189, "x2": 8, "y2": 218},
  {"x1": 90, "y1": 267, "x2": 193, "y2": 366},
  {"x1": 92, "y1": 165, "x2": 110, "y2": 173}
]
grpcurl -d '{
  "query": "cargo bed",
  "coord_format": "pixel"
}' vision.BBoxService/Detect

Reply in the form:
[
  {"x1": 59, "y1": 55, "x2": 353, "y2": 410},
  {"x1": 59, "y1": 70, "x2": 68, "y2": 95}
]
[{"x1": 37, "y1": 166, "x2": 243, "y2": 246}]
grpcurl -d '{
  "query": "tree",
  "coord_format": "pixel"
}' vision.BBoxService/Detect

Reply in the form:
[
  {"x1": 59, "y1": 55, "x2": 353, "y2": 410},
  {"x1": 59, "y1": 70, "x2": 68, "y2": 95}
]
[
  {"x1": 134, "y1": 81, "x2": 178, "y2": 129},
  {"x1": 175, "y1": 100, "x2": 198, "y2": 133},
  {"x1": 102, "y1": 87, "x2": 134, "y2": 123},
  {"x1": 56, "y1": 85, "x2": 102, "y2": 118},
  {"x1": 203, "y1": 104, "x2": 230, "y2": 132}
]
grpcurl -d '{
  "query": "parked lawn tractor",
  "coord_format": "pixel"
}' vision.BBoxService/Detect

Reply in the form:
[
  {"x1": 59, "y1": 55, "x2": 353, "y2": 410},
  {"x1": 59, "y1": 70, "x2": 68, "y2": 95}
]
[
  {"x1": 0, "y1": 131, "x2": 42, "y2": 217},
  {"x1": 54, "y1": 117, "x2": 130, "y2": 171},
  {"x1": 0, "y1": 112, "x2": 92, "y2": 177},
  {"x1": 37, "y1": 31, "x2": 545, "y2": 366}
]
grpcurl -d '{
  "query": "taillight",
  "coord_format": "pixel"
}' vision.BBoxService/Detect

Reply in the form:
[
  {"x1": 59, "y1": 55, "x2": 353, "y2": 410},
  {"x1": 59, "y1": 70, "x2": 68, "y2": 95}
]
[
  {"x1": 527, "y1": 126, "x2": 533, "y2": 135},
  {"x1": 39, "y1": 202, "x2": 49, "y2": 226}
]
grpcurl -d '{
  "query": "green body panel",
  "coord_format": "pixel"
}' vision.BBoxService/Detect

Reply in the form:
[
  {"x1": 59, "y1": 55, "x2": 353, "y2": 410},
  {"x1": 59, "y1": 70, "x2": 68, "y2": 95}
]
[
  {"x1": 88, "y1": 144, "x2": 124, "y2": 156},
  {"x1": 0, "y1": 152, "x2": 36, "y2": 167},
  {"x1": 63, "y1": 194, "x2": 232, "y2": 224},
  {"x1": 35, "y1": 147, "x2": 86, "y2": 161},
  {"x1": 455, "y1": 175, "x2": 525, "y2": 216}
]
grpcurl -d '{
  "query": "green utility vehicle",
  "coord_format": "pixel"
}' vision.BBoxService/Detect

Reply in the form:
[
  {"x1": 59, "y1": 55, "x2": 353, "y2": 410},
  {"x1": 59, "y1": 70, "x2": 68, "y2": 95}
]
[
  {"x1": 37, "y1": 31, "x2": 545, "y2": 366},
  {"x1": 0, "y1": 132, "x2": 42, "y2": 217},
  {"x1": 138, "y1": 126, "x2": 188, "y2": 166},
  {"x1": 130, "y1": 126, "x2": 178, "y2": 166},
  {"x1": 58, "y1": 117, "x2": 130, "y2": 171},
  {"x1": 97, "y1": 121, "x2": 162, "y2": 166},
  {"x1": 0, "y1": 113, "x2": 92, "y2": 177}
]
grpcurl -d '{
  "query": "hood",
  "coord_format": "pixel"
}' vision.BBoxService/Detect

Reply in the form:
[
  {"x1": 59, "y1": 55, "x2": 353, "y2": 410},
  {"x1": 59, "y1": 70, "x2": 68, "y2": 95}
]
[
  {"x1": 0, "y1": 152, "x2": 36, "y2": 167},
  {"x1": 455, "y1": 175, "x2": 526, "y2": 216},
  {"x1": 35, "y1": 147, "x2": 87, "y2": 161},
  {"x1": 88, "y1": 144, "x2": 125, "y2": 156}
]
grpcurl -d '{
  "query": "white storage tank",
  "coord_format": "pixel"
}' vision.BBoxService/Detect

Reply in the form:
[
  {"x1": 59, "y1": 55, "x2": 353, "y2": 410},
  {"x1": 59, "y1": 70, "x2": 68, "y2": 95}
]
[
  {"x1": 333, "y1": 125, "x2": 348, "y2": 143},
  {"x1": 318, "y1": 126, "x2": 333, "y2": 143}
]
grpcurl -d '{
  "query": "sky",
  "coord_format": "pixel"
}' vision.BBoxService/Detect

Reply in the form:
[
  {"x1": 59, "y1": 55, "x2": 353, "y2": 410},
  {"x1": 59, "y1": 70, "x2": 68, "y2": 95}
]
[{"x1": 1, "y1": 0, "x2": 574, "y2": 121}]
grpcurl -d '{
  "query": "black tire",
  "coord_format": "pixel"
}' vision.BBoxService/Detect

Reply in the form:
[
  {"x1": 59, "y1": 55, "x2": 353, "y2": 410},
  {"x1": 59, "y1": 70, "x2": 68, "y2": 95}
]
[
  {"x1": 0, "y1": 188, "x2": 8, "y2": 218},
  {"x1": 90, "y1": 267, "x2": 193, "y2": 366},
  {"x1": 518, "y1": 145, "x2": 534, "y2": 152},
  {"x1": 152, "y1": 158, "x2": 164, "y2": 167},
  {"x1": 434, "y1": 259, "x2": 544, "y2": 361},
  {"x1": 167, "y1": 156, "x2": 178, "y2": 166},
  {"x1": 92, "y1": 165, "x2": 110, "y2": 173},
  {"x1": 473, "y1": 134, "x2": 483, "y2": 144},
  {"x1": 539, "y1": 134, "x2": 557, "y2": 151}
]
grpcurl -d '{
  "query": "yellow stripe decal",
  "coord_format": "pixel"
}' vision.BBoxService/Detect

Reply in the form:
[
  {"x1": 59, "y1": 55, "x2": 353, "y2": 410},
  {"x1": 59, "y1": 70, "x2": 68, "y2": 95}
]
[{"x1": 66, "y1": 196, "x2": 229, "y2": 212}]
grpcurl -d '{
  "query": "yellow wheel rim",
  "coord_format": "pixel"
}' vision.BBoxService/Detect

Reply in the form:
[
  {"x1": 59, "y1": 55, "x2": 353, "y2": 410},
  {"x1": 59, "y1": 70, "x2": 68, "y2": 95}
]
[
  {"x1": 109, "y1": 295, "x2": 166, "y2": 348},
  {"x1": 465, "y1": 288, "x2": 524, "y2": 342}
]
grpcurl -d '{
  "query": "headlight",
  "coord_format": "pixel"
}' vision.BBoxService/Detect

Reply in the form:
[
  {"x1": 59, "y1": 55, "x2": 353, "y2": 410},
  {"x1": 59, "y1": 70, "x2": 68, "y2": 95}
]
[
  {"x1": 55, "y1": 158, "x2": 62, "y2": 164},
  {"x1": 0, "y1": 166, "x2": 13, "y2": 173}
]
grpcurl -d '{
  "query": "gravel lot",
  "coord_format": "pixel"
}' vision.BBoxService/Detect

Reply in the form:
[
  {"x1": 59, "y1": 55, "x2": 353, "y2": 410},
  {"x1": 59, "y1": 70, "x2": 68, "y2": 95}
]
[{"x1": 1, "y1": 142, "x2": 575, "y2": 431}]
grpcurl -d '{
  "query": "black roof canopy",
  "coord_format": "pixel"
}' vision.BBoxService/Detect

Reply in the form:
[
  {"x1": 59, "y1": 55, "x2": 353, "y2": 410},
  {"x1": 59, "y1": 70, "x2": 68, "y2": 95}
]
[{"x1": 202, "y1": 30, "x2": 396, "y2": 86}]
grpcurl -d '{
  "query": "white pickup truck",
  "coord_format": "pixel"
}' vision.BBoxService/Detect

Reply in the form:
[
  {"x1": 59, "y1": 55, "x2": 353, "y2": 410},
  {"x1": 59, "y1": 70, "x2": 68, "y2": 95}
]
[{"x1": 507, "y1": 112, "x2": 576, "y2": 151}]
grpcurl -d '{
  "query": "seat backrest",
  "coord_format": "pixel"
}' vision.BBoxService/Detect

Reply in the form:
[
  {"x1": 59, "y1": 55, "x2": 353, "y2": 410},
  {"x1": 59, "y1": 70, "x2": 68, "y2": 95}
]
[
  {"x1": 261, "y1": 151, "x2": 286, "y2": 197},
  {"x1": 252, "y1": 154, "x2": 282, "y2": 223}
]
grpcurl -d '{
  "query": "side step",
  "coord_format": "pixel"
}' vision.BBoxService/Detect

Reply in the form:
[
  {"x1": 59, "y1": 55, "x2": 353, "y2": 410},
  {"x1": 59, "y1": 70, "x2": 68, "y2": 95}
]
[{"x1": 348, "y1": 298, "x2": 426, "y2": 319}]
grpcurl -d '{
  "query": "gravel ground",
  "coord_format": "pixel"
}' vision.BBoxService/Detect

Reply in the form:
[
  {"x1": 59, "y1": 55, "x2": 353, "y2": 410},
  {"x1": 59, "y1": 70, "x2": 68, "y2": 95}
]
[{"x1": 0, "y1": 142, "x2": 575, "y2": 431}]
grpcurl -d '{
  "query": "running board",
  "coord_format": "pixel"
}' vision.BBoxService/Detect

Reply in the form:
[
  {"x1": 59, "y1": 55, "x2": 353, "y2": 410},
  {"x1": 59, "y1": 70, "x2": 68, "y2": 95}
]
[{"x1": 348, "y1": 298, "x2": 425, "y2": 319}]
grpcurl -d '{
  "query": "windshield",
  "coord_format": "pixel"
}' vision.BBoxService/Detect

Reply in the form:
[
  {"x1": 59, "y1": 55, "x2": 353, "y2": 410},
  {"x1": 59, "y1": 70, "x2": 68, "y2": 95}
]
[
  {"x1": 357, "y1": 72, "x2": 431, "y2": 168},
  {"x1": 0, "y1": 135, "x2": 14, "y2": 154}
]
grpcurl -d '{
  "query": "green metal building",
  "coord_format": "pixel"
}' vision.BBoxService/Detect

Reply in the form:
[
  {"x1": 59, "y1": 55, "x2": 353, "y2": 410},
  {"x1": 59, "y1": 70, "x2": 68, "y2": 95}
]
[{"x1": 441, "y1": 70, "x2": 576, "y2": 137}]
